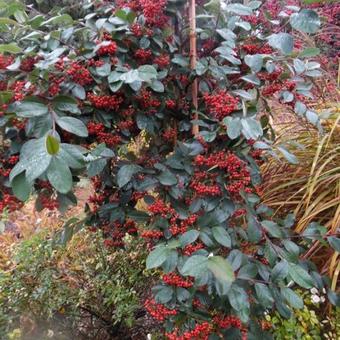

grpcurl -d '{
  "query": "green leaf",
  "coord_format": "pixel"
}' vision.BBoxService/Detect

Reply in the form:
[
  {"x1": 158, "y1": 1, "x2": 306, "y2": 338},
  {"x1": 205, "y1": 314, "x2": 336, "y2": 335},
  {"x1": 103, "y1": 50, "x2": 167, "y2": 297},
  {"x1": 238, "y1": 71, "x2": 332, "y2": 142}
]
[
  {"x1": 41, "y1": 14, "x2": 73, "y2": 26},
  {"x1": 226, "y1": 3, "x2": 253, "y2": 15},
  {"x1": 212, "y1": 227, "x2": 231, "y2": 247},
  {"x1": 146, "y1": 246, "x2": 170, "y2": 269},
  {"x1": 290, "y1": 9, "x2": 320, "y2": 34},
  {"x1": 47, "y1": 157, "x2": 72, "y2": 194},
  {"x1": 158, "y1": 170, "x2": 177, "y2": 186},
  {"x1": 228, "y1": 285, "x2": 249, "y2": 311},
  {"x1": 208, "y1": 256, "x2": 235, "y2": 285},
  {"x1": 154, "y1": 286, "x2": 174, "y2": 304},
  {"x1": 288, "y1": 264, "x2": 314, "y2": 289},
  {"x1": 268, "y1": 33, "x2": 294, "y2": 55},
  {"x1": 261, "y1": 220, "x2": 282, "y2": 238},
  {"x1": 327, "y1": 237, "x2": 340, "y2": 252},
  {"x1": 120, "y1": 69, "x2": 141, "y2": 84},
  {"x1": 272, "y1": 261, "x2": 289, "y2": 282},
  {"x1": 181, "y1": 255, "x2": 208, "y2": 277},
  {"x1": 138, "y1": 65, "x2": 157, "y2": 82},
  {"x1": 179, "y1": 230, "x2": 200, "y2": 247},
  {"x1": 0, "y1": 17, "x2": 19, "y2": 25},
  {"x1": 232, "y1": 90, "x2": 255, "y2": 101},
  {"x1": 172, "y1": 55, "x2": 189, "y2": 67},
  {"x1": 8, "y1": 99, "x2": 48, "y2": 117},
  {"x1": 241, "y1": 74, "x2": 260, "y2": 86},
  {"x1": 117, "y1": 164, "x2": 142, "y2": 188},
  {"x1": 245, "y1": 54, "x2": 263, "y2": 72},
  {"x1": 0, "y1": 43, "x2": 21, "y2": 54},
  {"x1": 150, "y1": 79, "x2": 164, "y2": 92},
  {"x1": 87, "y1": 158, "x2": 107, "y2": 177},
  {"x1": 241, "y1": 117, "x2": 263, "y2": 140},
  {"x1": 277, "y1": 146, "x2": 299, "y2": 164},
  {"x1": 11, "y1": 172, "x2": 31, "y2": 201},
  {"x1": 281, "y1": 287, "x2": 304, "y2": 309},
  {"x1": 52, "y1": 95, "x2": 79, "y2": 114},
  {"x1": 46, "y1": 135, "x2": 60, "y2": 155},
  {"x1": 255, "y1": 283, "x2": 274, "y2": 308},
  {"x1": 216, "y1": 28, "x2": 236, "y2": 40},
  {"x1": 223, "y1": 117, "x2": 242, "y2": 140},
  {"x1": 298, "y1": 47, "x2": 320, "y2": 58},
  {"x1": 56, "y1": 117, "x2": 88, "y2": 137},
  {"x1": 96, "y1": 63, "x2": 111, "y2": 77},
  {"x1": 72, "y1": 84, "x2": 86, "y2": 100},
  {"x1": 19, "y1": 138, "x2": 52, "y2": 182}
]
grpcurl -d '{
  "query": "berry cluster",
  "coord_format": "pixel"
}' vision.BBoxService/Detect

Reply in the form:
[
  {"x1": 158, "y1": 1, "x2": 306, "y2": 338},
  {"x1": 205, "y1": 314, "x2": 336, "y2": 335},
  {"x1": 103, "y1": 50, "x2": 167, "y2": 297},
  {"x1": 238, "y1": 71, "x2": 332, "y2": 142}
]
[
  {"x1": 148, "y1": 199, "x2": 174, "y2": 218},
  {"x1": 11, "y1": 81, "x2": 35, "y2": 101},
  {"x1": 213, "y1": 315, "x2": 242, "y2": 329},
  {"x1": 97, "y1": 35, "x2": 117, "y2": 56},
  {"x1": 165, "y1": 99, "x2": 176, "y2": 109},
  {"x1": 117, "y1": 119, "x2": 135, "y2": 132},
  {"x1": 144, "y1": 299, "x2": 177, "y2": 321},
  {"x1": 87, "y1": 121, "x2": 105, "y2": 135},
  {"x1": 0, "y1": 193, "x2": 22, "y2": 213},
  {"x1": 67, "y1": 62, "x2": 93, "y2": 86},
  {"x1": 140, "y1": 229, "x2": 163, "y2": 239},
  {"x1": 162, "y1": 128, "x2": 177, "y2": 142},
  {"x1": 242, "y1": 44, "x2": 273, "y2": 55},
  {"x1": 48, "y1": 74, "x2": 65, "y2": 97},
  {"x1": 103, "y1": 219, "x2": 138, "y2": 248},
  {"x1": 0, "y1": 54, "x2": 14, "y2": 69},
  {"x1": 40, "y1": 194, "x2": 59, "y2": 210},
  {"x1": 203, "y1": 90, "x2": 239, "y2": 120},
  {"x1": 166, "y1": 322, "x2": 212, "y2": 340},
  {"x1": 183, "y1": 242, "x2": 205, "y2": 256},
  {"x1": 190, "y1": 172, "x2": 221, "y2": 197},
  {"x1": 199, "y1": 38, "x2": 217, "y2": 57},
  {"x1": 0, "y1": 154, "x2": 19, "y2": 177},
  {"x1": 154, "y1": 54, "x2": 170, "y2": 68},
  {"x1": 162, "y1": 272, "x2": 193, "y2": 288},
  {"x1": 20, "y1": 56, "x2": 39, "y2": 72},
  {"x1": 137, "y1": 89, "x2": 161, "y2": 109},
  {"x1": 87, "y1": 93, "x2": 123, "y2": 111},
  {"x1": 194, "y1": 152, "x2": 252, "y2": 198},
  {"x1": 130, "y1": 23, "x2": 143, "y2": 37},
  {"x1": 170, "y1": 214, "x2": 197, "y2": 236},
  {"x1": 139, "y1": 0, "x2": 168, "y2": 27},
  {"x1": 134, "y1": 48, "x2": 152, "y2": 64}
]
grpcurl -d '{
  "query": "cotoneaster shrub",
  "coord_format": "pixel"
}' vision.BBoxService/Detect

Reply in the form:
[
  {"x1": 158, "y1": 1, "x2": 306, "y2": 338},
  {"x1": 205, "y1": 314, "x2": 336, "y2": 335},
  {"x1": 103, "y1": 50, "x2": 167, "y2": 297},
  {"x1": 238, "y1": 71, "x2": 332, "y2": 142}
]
[{"x1": 0, "y1": 0, "x2": 339, "y2": 339}]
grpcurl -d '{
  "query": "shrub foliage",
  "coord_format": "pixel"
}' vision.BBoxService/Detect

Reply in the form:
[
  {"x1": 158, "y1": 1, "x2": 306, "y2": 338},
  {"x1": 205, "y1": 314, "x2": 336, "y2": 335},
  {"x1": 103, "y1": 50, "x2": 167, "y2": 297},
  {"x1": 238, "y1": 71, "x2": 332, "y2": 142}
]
[{"x1": 0, "y1": 0, "x2": 339, "y2": 338}]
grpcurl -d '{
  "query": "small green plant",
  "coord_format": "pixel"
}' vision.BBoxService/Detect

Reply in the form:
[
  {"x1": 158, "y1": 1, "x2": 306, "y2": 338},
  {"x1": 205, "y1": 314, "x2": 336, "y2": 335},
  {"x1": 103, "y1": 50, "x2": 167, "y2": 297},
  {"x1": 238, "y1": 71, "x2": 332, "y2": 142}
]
[
  {"x1": 0, "y1": 229, "x2": 150, "y2": 339},
  {"x1": 270, "y1": 290, "x2": 339, "y2": 340}
]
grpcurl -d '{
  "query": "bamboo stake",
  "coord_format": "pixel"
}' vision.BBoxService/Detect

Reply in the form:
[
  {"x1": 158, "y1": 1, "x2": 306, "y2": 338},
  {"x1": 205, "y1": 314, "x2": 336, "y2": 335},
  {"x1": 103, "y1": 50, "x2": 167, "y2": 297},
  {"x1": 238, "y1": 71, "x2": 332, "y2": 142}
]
[{"x1": 189, "y1": 0, "x2": 199, "y2": 137}]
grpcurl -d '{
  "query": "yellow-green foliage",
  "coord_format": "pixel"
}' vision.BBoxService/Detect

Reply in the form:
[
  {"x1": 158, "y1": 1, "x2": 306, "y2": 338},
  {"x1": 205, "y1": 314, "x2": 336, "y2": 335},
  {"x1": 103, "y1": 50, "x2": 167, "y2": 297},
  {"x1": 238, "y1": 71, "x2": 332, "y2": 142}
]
[
  {"x1": 0, "y1": 229, "x2": 150, "y2": 339},
  {"x1": 270, "y1": 290, "x2": 339, "y2": 340}
]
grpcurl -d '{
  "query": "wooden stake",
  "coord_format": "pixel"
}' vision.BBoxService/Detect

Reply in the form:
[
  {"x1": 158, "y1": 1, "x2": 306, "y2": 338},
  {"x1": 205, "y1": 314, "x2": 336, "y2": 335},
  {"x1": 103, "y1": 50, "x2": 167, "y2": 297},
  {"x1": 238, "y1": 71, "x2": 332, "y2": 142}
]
[{"x1": 189, "y1": 0, "x2": 199, "y2": 137}]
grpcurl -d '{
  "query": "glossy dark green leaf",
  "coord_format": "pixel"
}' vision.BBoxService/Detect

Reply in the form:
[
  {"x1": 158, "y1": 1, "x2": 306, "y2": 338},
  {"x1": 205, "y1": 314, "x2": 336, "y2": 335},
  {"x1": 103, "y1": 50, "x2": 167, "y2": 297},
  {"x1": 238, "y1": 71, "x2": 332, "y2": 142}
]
[
  {"x1": 181, "y1": 255, "x2": 208, "y2": 277},
  {"x1": 47, "y1": 157, "x2": 72, "y2": 193},
  {"x1": 146, "y1": 245, "x2": 170, "y2": 269},
  {"x1": 255, "y1": 283, "x2": 274, "y2": 308},
  {"x1": 11, "y1": 172, "x2": 31, "y2": 201},
  {"x1": 288, "y1": 264, "x2": 314, "y2": 289},
  {"x1": 281, "y1": 287, "x2": 304, "y2": 309},
  {"x1": 57, "y1": 117, "x2": 88, "y2": 137},
  {"x1": 117, "y1": 164, "x2": 142, "y2": 188},
  {"x1": 212, "y1": 227, "x2": 231, "y2": 248},
  {"x1": 290, "y1": 9, "x2": 320, "y2": 33}
]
